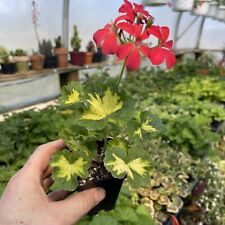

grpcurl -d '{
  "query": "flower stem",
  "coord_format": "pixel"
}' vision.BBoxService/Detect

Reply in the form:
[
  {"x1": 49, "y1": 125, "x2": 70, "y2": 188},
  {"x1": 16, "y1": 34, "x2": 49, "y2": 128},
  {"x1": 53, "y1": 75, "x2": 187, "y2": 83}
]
[{"x1": 117, "y1": 59, "x2": 127, "y2": 87}]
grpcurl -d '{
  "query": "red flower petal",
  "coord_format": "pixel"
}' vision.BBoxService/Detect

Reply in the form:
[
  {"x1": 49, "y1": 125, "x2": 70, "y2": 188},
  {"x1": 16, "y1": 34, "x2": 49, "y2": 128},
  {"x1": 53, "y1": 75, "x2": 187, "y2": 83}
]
[
  {"x1": 161, "y1": 26, "x2": 170, "y2": 42},
  {"x1": 114, "y1": 13, "x2": 135, "y2": 25},
  {"x1": 165, "y1": 50, "x2": 176, "y2": 69},
  {"x1": 117, "y1": 22, "x2": 134, "y2": 36},
  {"x1": 102, "y1": 33, "x2": 119, "y2": 54},
  {"x1": 150, "y1": 47, "x2": 165, "y2": 65},
  {"x1": 117, "y1": 43, "x2": 134, "y2": 60},
  {"x1": 140, "y1": 45, "x2": 151, "y2": 58},
  {"x1": 147, "y1": 26, "x2": 162, "y2": 39},
  {"x1": 93, "y1": 28, "x2": 109, "y2": 46},
  {"x1": 119, "y1": 0, "x2": 133, "y2": 13},
  {"x1": 126, "y1": 48, "x2": 141, "y2": 70},
  {"x1": 164, "y1": 40, "x2": 173, "y2": 49}
]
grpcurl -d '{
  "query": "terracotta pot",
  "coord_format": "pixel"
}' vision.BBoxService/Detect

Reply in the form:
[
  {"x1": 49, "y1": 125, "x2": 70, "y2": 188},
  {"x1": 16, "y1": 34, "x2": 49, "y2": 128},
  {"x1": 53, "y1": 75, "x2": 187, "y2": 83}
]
[
  {"x1": 54, "y1": 48, "x2": 68, "y2": 68},
  {"x1": 172, "y1": 0, "x2": 194, "y2": 11},
  {"x1": 31, "y1": 54, "x2": 45, "y2": 71},
  {"x1": 84, "y1": 52, "x2": 93, "y2": 65}
]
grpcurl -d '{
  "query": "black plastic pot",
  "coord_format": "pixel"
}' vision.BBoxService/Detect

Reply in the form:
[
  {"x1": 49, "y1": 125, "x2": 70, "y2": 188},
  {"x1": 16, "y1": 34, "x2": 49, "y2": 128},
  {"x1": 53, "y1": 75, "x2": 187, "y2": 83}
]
[
  {"x1": 77, "y1": 175, "x2": 124, "y2": 215},
  {"x1": 1, "y1": 63, "x2": 16, "y2": 74},
  {"x1": 93, "y1": 52, "x2": 107, "y2": 63},
  {"x1": 44, "y1": 55, "x2": 57, "y2": 68}
]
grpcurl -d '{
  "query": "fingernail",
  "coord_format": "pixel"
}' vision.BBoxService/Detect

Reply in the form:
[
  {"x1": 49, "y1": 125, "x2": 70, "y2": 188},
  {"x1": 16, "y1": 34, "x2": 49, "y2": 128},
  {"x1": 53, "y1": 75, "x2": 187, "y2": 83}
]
[{"x1": 96, "y1": 187, "x2": 106, "y2": 200}]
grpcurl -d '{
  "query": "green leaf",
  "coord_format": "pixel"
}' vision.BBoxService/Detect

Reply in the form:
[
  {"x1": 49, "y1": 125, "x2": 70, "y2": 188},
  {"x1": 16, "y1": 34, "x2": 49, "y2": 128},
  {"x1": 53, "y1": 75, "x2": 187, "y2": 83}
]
[
  {"x1": 82, "y1": 88, "x2": 123, "y2": 120},
  {"x1": 104, "y1": 147, "x2": 150, "y2": 188},
  {"x1": 51, "y1": 150, "x2": 89, "y2": 191},
  {"x1": 89, "y1": 215, "x2": 118, "y2": 225}
]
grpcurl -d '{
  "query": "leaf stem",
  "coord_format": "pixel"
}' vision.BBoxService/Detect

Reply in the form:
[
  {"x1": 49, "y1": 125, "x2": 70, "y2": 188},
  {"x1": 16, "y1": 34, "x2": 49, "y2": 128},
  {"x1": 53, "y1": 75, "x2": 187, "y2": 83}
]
[{"x1": 117, "y1": 58, "x2": 127, "y2": 87}]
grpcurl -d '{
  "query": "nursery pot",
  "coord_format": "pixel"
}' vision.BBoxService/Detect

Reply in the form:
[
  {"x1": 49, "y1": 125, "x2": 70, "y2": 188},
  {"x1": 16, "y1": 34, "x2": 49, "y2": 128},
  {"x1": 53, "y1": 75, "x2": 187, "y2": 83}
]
[
  {"x1": 172, "y1": 0, "x2": 194, "y2": 11},
  {"x1": 142, "y1": 0, "x2": 168, "y2": 6},
  {"x1": 54, "y1": 48, "x2": 68, "y2": 68},
  {"x1": 77, "y1": 175, "x2": 125, "y2": 215},
  {"x1": 31, "y1": 54, "x2": 45, "y2": 71},
  {"x1": 193, "y1": 0, "x2": 211, "y2": 16},
  {"x1": 93, "y1": 50, "x2": 107, "y2": 63},
  {"x1": 70, "y1": 51, "x2": 84, "y2": 66},
  {"x1": 13, "y1": 56, "x2": 30, "y2": 73},
  {"x1": 76, "y1": 140, "x2": 125, "y2": 215},
  {"x1": 207, "y1": 1, "x2": 219, "y2": 17},
  {"x1": 44, "y1": 55, "x2": 57, "y2": 68},
  {"x1": 0, "y1": 62, "x2": 16, "y2": 74}
]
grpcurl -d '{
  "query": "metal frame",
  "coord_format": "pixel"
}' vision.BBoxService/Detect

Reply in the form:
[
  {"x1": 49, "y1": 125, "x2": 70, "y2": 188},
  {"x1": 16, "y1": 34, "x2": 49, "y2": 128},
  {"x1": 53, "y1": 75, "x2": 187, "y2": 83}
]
[{"x1": 62, "y1": 0, "x2": 70, "y2": 49}]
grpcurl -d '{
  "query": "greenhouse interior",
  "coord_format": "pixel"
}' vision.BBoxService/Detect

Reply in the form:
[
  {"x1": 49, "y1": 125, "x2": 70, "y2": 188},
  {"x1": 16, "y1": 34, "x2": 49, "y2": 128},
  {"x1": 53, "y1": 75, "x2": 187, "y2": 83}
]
[{"x1": 0, "y1": 0, "x2": 225, "y2": 224}]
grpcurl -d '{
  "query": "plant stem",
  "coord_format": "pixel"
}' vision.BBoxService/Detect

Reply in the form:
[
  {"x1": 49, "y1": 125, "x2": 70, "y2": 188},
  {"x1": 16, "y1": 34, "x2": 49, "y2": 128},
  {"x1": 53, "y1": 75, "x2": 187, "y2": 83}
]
[{"x1": 117, "y1": 59, "x2": 127, "y2": 87}]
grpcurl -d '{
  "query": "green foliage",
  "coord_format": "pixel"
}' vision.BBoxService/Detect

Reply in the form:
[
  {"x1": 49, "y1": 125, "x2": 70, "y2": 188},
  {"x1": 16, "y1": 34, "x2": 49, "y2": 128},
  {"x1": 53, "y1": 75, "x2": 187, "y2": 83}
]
[
  {"x1": 76, "y1": 186, "x2": 155, "y2": 225},
  {"x1": 51, "y1": 79, "x2": 164, "y2": 190},
  {"x1": 70, "y1": 25, "x2": 81, "y2": 51},
  {"x1": 11, "y1": 49, "x2": 27, "y2": 56}
]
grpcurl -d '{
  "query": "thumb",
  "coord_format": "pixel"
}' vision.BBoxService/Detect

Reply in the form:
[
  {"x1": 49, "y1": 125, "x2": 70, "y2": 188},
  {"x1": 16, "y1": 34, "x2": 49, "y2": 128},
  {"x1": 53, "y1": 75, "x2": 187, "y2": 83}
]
[{"x1": 53, "y1": 188, "x2": 106, "y2": 224}]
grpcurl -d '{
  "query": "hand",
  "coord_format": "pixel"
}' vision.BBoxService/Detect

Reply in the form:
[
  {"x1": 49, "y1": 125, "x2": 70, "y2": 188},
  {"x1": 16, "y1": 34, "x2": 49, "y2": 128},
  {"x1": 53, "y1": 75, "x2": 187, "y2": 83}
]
[{"x1": 0, "y1": 139, "x2": 105, "y2": 225}]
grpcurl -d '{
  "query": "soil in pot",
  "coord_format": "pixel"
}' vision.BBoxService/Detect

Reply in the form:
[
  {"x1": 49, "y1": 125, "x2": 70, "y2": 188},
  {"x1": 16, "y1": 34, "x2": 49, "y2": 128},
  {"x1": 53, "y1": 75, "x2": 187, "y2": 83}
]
[
  {"x1": 1, "y1": 63, "x2": 16, "y2": 74},
  {"x1": 76, "y1": 140, "x2": 125, "y2": 215}
]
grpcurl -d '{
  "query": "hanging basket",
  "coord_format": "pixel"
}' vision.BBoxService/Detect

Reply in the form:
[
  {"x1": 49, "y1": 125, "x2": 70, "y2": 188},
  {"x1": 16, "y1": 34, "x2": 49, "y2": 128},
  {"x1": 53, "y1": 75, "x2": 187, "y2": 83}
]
[
  {"x1": 193, "y1": 0, "x2": 211, "y2": 16},
  {"x1": 142, "y1": 0, "x2": 168, "y2": 6},
  {"x1": 171, "y1": 0, "x2": 194, "y2": 11},
  {"x1": 216, "y1": 5, "x2": 225, "y2": 21},
  {"x1": 207, "y1": 1, "x2": 219, "y2": 17}
]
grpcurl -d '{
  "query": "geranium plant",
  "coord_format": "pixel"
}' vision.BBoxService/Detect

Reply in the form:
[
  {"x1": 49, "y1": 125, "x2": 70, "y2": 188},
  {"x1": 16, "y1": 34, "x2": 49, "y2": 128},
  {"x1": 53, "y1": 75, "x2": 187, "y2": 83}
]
[{"x1": 51, "y1": 0, "x2": 176, "y2": 214}]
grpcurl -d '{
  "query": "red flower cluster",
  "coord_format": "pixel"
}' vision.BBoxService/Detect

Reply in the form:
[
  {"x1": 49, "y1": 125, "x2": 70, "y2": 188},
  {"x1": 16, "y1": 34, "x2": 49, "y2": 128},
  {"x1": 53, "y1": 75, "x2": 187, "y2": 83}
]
[{"x1": 93, "y1": 0, "x2": 176, "y2": 70}]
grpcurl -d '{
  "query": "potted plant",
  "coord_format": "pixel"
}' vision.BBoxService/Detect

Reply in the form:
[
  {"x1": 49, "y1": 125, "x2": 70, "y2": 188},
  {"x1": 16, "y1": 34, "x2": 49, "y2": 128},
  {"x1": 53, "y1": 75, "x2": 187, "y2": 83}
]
[
  {"x1": 0, "y1": 47, "x2": 16, "y2": 74},
  {"x1": 193, "y1": 0, "x2": 212, "y2": 16},
  {"x1": 93, "y1": 47, "x2": 107, "y2": 63},
  {"x1": 12, "y1": 49, "x2": 30, "y2": 73},
  {"x1": 30, "y1": 52, "x2": 45, "y2": 71},
  {"x1": 70, "y1": 25, "x2": 83, "y2": 66},
  {"x1": 51, "y1": 0, "x2": 176, "y2": 215},
  {"x1": 39, "y1": 39, "x2": 57, "y2": 68},
  {"x1": 54, "y1": 36, "x2": 68, "y2": 68},
  {"x1": 172, "y1": 0, "x2": 194, "y2": 11},
  {"x1": 84, "y1": 40, "x2": 95, "y2": 65}
]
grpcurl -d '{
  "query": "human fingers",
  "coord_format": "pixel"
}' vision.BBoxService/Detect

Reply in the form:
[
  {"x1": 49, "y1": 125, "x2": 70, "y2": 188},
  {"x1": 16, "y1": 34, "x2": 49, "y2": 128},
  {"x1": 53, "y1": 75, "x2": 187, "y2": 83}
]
[
  {"x1": 42, "y1": 177, "x2": 54, "y2": 192},
  {"x1": 53, "y1": 188, "x2": 105, "y2": 224},
  {"x1": 43, "y1": 166, "x2": 52, "y2": 180},
  {"x1": 48, "y1": 189, "x2": 71, "y2": 201},
  {"x1": 24, "y1": 139, "x2": 65, "y2": 177}
]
